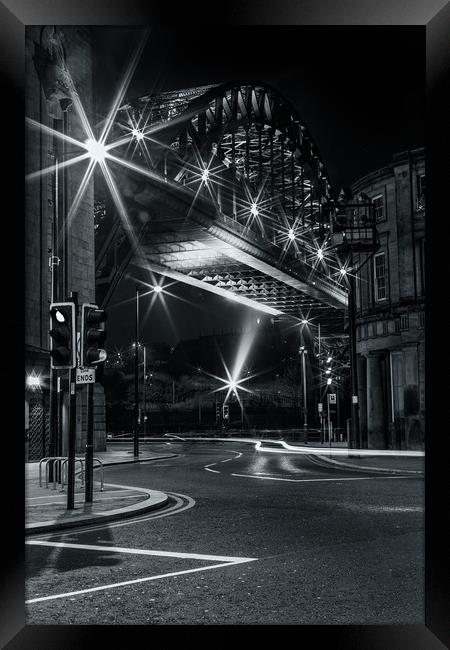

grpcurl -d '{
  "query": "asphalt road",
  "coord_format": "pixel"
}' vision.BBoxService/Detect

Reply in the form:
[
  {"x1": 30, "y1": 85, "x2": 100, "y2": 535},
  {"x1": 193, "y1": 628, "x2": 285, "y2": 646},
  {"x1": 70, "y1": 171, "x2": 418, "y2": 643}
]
[{"x1": 25, "y1": 442, "x2": 425, "y2": 625}]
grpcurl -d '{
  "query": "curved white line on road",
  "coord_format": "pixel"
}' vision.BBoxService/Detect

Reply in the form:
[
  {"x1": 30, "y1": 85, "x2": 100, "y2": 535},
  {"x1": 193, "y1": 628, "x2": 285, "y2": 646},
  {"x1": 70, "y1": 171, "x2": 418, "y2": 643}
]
[
  {"x1": 253, "y1": 440, "x2": 424, "y2": 457},
  {"x1": 231, "y1": 473, "x2": 418, "y2": 483},
  {"x1": 204, "y1": 450, "x2": 243, "y2": 475}
]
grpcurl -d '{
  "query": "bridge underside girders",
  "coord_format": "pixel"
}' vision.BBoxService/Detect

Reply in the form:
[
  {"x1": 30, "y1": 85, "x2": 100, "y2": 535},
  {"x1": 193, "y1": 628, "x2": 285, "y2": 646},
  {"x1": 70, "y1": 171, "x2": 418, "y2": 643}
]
[{"x1": 137, "y1": 220, "x2": 346, "y2": 336}]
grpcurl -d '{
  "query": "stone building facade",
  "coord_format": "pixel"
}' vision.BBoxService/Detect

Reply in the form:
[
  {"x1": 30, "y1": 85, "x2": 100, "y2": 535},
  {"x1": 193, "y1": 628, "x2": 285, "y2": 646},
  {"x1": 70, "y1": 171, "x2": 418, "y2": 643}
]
[
  {"x1": 25, "y1": 26, "x2": 105, "y2": 460},
  {"x1": 352, "y1": 148, "x2": 425, "y2": 449}
]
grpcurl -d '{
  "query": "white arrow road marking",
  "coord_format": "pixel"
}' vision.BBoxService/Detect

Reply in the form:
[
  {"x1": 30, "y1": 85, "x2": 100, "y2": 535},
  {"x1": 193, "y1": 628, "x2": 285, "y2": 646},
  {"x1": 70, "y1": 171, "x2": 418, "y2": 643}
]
[
  {"x1": 26, "y1": 540, "x2": 255, "y2": 563},
  {"x1": 25, "y1": 540, "x2": 257, "y2": 604}
]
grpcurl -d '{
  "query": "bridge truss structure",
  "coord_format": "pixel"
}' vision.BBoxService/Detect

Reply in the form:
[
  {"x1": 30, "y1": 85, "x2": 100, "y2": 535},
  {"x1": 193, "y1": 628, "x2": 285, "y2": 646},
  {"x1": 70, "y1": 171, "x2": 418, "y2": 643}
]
[{"x1": 95, "y1": 82, "x2": 377, "y2": 343}]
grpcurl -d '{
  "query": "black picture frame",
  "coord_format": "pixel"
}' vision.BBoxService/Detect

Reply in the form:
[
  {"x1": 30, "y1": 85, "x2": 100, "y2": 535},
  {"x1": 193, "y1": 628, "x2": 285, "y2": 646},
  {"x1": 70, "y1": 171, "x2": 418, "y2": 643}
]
[{"x1": 2, "y1": 1, "x2": 448, "y2": 647}]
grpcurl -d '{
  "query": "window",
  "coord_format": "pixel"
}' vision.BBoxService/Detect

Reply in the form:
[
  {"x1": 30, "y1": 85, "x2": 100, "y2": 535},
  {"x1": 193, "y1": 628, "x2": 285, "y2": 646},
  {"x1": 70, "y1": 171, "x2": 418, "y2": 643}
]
[
  {"x1": 355, "y1": 270, "x2": 361, "y2": 310},
  {"x1": 421, "y1": 238, "x2": 425, "y2": 293},
  {"x1": 372, "y1": 194, "x2": 384, "y2": 222},
  {"x1": 416, "y1": 174, "x2": 425, "y2": 211},
  {"x1": 417, "y1": 174, "x2": 425, "y2": 198},
  {"x1": 373, "y1": 252, "x2": 387, "y2": 302}
]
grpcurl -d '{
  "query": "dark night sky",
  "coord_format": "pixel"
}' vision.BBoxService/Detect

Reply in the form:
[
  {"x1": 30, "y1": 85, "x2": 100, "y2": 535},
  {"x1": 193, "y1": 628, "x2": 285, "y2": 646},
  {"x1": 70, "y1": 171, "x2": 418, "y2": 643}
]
[{"x1": 90, "y1": 26, "x2": 424, "y2": 350}]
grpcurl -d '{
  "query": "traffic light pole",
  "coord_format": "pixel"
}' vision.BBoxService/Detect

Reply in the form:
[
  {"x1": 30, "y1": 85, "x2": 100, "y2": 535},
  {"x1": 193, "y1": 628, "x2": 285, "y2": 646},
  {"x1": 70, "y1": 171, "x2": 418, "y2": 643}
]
[
  {"x1": 67, "y1": 291, "x2": 78, "y2": 510},
  {"x1": 85, "y1": 382, "x2": 94, "y2": 503}
]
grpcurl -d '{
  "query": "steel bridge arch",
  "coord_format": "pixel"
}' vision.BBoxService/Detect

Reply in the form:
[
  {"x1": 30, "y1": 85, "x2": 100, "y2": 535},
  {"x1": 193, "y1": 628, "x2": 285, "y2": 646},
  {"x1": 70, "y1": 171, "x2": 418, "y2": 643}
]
[
  {"x1": 120, "y1": 81, "x2": 334, "y2": 240},
  {"x1": 96, "y1": 82, "x2": 348, "y2": 315}
]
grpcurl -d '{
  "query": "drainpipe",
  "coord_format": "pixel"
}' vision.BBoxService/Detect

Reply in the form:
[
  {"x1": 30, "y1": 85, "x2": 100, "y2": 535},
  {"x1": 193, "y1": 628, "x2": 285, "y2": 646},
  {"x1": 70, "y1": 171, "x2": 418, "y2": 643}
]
[{"x1": 408, "y1": 150, "x2": 418, "y2": 303}]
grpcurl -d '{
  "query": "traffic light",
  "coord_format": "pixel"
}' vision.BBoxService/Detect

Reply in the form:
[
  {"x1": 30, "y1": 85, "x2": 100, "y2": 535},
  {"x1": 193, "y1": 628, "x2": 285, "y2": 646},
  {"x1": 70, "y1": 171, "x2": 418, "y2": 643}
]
[
  {"x1": 222, "y1": 404, "x2": 229, "y2": 421},
  {"x1": 215, "y1": 403, "x2": 221, "y2": 421},
  {"x1": 49, "y1": 302, "x2": 76, "y2": 369},
  {"x1": 81, "y1": 303, "x2": 107, "y2": 366}
]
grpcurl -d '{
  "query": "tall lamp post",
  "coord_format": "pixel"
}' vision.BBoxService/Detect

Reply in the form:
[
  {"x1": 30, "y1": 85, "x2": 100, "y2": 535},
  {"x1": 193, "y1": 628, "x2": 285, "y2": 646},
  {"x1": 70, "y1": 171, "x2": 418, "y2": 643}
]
[
  {"x1": 299, "y1": 346, "x2": 308, "y2": 443},
  {"x1": 143, "y1": 344, "x2": 147, "y2": 438},
  {"x1": 348, "y1": 268, "x2": 360, "y2": 449},
  {"x1": 134, "y1": 285, "x2": 140, "y2": 458},
  {"x1": 329, "y1": 191, "x2": 379, "y2": 450}
]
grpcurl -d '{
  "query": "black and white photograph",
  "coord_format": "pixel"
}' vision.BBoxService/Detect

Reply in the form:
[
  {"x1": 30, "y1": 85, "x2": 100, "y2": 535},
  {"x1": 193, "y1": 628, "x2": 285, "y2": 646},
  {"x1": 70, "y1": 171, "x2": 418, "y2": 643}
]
[{"x1": 1, "y1": 0, "x2": 448, "y2": 646}]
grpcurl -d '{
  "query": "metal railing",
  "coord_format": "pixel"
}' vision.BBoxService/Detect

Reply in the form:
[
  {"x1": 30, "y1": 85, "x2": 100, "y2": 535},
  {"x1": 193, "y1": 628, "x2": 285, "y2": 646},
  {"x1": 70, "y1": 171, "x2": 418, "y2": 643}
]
[{"x1": 38, "y1": 456, "x2": 104, "y2": 493}]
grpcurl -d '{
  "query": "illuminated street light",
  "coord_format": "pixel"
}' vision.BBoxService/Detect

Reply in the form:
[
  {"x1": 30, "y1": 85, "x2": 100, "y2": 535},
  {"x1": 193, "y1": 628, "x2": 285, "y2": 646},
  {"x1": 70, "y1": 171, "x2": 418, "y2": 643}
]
[
  {"x1": 288, "y1": 228, "x2": 296, "y2": 241},
  {"x1": 317, "y1": 248, "x2": 324, "y2": 260},
  {"x1": 84, "y1": 138, "x2": 107, "y2": 163},
  {"x1": 327, "y1": 377, "x2": 332, "y2": 385},
  {"x1": 340, "y1": 268, "x2": 347, "y2": 276},
  {"x1": 250, "y1": 202, "x2": 259, "y2": 217},
  {"x1": 201, "y1": 169, "x2": 210, "y2": 183},
  {"x1": 327, "y1": 356, "x2": 332, "y2": 363},
  {"x1": 26, "y1": 374, "x2": 42, "y2": 389},
  {"x1": 131, "y1": 127, "x2": 145, "y2": 141},
  {"x1": 256, "y1": 317, "x2": 261, "y2": 325},
  {"x1": 301, "y1": 319, "x2": 309, "y2": 325},
  {"x1": 153, "y1": 285, "x2": 163, "y2": 293},
  {"x1": 326, "y1": 369, "x2": 331, "y2": 375}
]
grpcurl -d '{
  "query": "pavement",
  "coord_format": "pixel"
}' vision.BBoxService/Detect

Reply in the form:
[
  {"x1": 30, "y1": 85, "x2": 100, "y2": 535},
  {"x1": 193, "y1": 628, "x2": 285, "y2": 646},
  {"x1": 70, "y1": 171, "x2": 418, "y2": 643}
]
[
  {"x1": 25, "y1": 447, "x2": 177, "y2": 535},
  {"x1": 25, "y1": 438, "x2": 424, "y2": 535}
]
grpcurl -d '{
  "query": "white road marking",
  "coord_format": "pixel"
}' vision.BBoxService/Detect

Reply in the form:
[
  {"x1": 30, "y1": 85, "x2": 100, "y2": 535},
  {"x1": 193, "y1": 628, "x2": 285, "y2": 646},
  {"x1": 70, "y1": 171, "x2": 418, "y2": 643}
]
[
  {"x1": 25, "y1": 560, "x2": 256, "y2": 604},
  {"x1": 231, "y1": 473, "x2": 417, "y2": 483},
  {"x1": 204, "y1": 450, "x2": 242, "y2": 474},
  {"x1": 26, "y1": 540, "x2": 256, "y2": 563}
]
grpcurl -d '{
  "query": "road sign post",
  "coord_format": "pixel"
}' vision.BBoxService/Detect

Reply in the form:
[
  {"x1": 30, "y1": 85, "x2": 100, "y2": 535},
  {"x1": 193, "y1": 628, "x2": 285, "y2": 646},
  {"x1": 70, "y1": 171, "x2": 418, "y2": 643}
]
[
  {"x1": 85, "y1": 382, "x2": 94, "y2": 503},
  {"x1": 66, "y1": 292, "x2": 78, "y2": 510},
  {"x1": 327, "y1": 393, "x2": 336, "y2": 446}
]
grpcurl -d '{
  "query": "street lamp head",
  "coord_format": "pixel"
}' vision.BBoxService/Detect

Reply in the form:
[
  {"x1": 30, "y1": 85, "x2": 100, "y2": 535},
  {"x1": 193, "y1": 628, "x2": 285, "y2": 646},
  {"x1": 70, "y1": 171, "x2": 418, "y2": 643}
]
[
  {"x1": 131, "y1": 128, "x2": 145, "y2": 142},
  {"x1": 201, "y1": 169, "x2": 210, "y2": 183},
  {"x1": 153, "y1": 285, "x2": 163, "y2": 293},
  {"x1": 288, "y1": 228, "x2": 296, "y2": 241},
  {"x1": 84, "y1": 138, "x2": 107, "y2": 163},
  {"x1": 26, "y1": 373, "x2": 42, "y2": 389}
]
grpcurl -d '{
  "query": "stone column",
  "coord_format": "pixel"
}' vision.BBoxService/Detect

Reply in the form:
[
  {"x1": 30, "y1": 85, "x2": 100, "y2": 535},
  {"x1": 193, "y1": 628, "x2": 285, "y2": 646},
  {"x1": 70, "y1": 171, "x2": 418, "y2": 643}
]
[
  {"x1": 357, "y1": 355, "x2": 368, "y2": 448},
  {"x1": 403, "y1": 345, "x2": 423, "y2": 449},
  {"x1": 366, "y1": 352, "x2": 387, "y2": 449}
]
